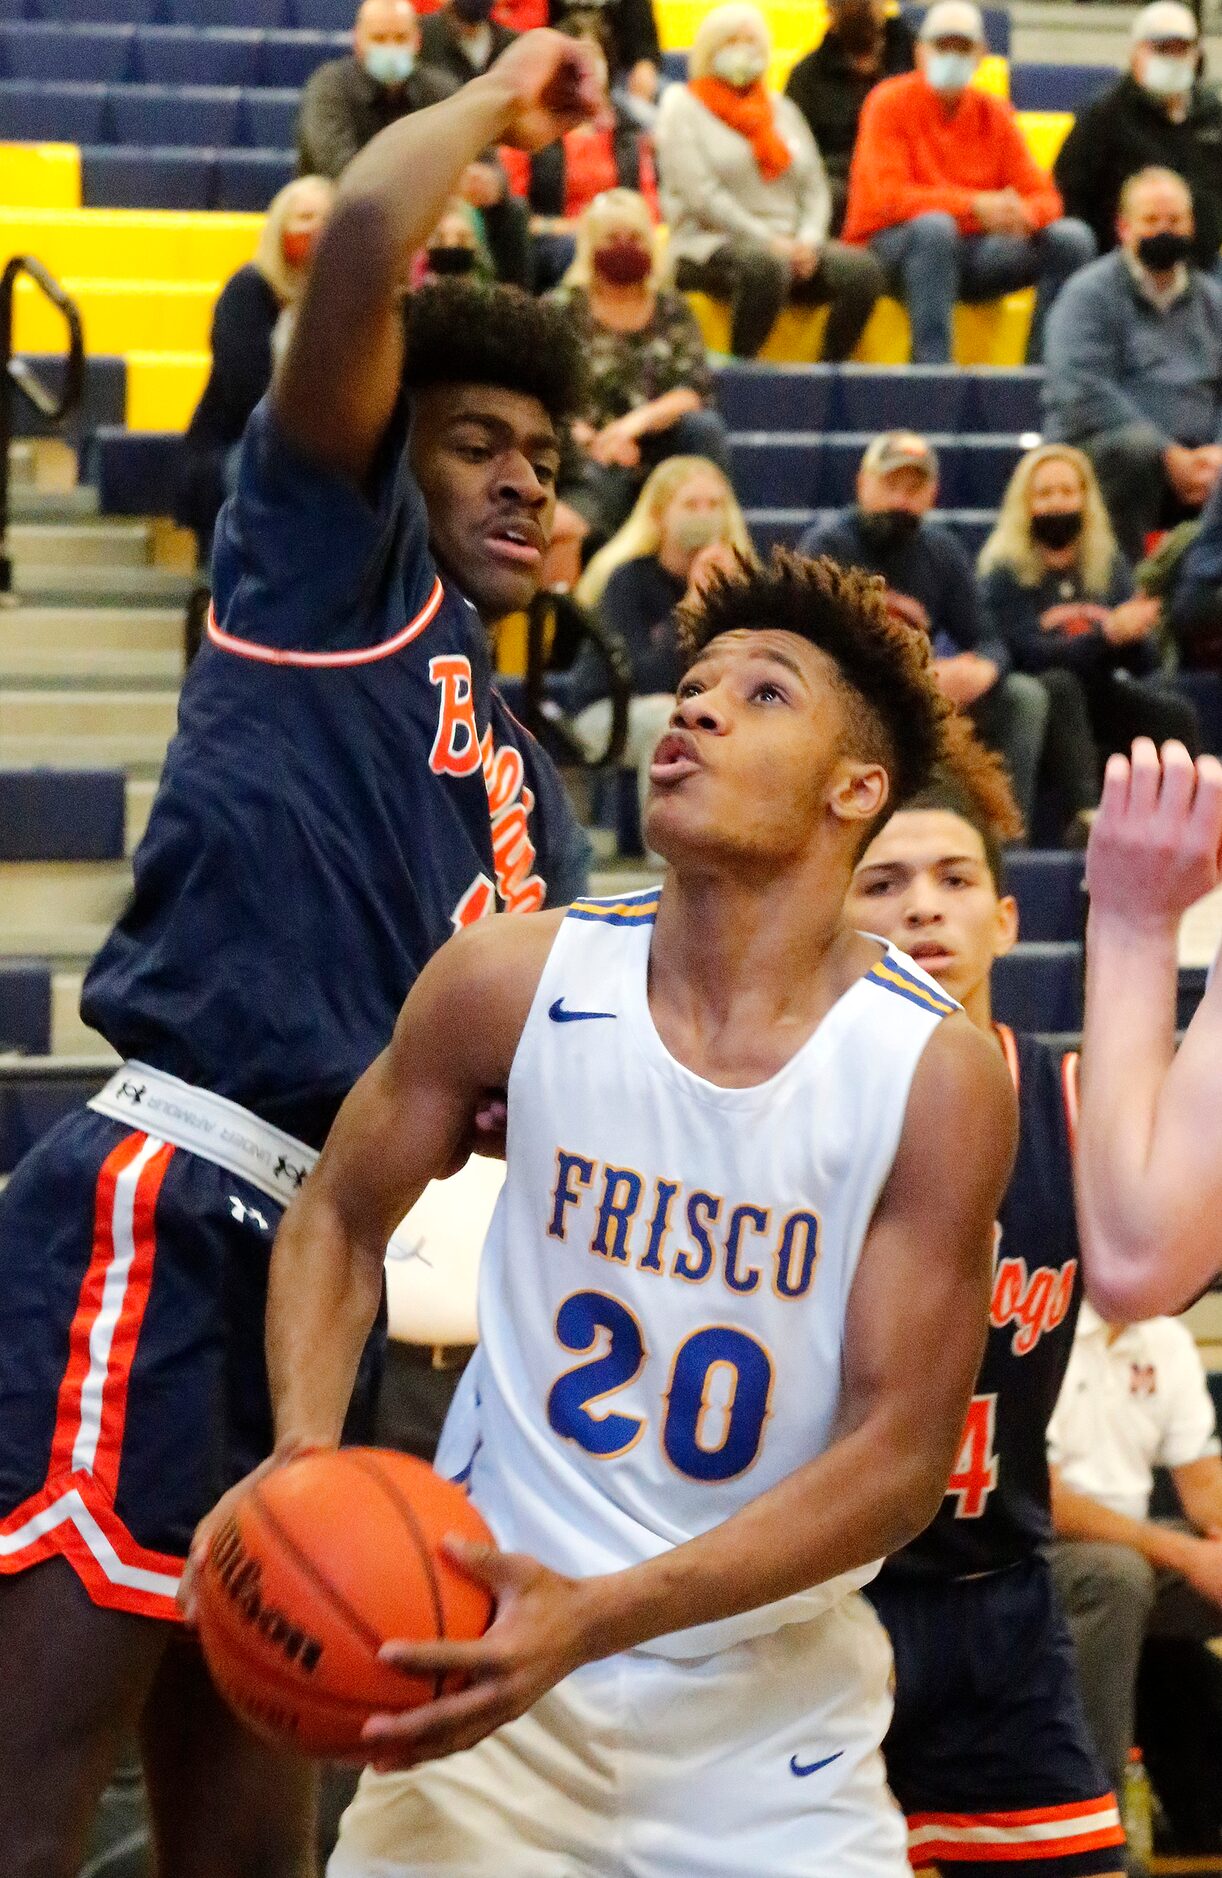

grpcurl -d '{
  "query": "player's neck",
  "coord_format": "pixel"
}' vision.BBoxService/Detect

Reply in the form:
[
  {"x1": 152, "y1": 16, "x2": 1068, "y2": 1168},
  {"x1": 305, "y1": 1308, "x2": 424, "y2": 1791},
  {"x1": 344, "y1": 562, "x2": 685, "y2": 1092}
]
[
  {"x1": 962, "y1": 977, "x2": 994, "y2": 1033},
  {"x1": 650, "y1": 859, "x2": 859, "y2": 1034}
]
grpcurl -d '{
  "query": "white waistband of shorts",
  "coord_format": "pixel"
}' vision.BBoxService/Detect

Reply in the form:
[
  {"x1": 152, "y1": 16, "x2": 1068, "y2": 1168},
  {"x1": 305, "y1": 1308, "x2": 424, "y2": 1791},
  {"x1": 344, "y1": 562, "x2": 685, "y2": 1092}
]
[{"x1": 88, "y1": 1061, "x2": 318, "y2": 1208}]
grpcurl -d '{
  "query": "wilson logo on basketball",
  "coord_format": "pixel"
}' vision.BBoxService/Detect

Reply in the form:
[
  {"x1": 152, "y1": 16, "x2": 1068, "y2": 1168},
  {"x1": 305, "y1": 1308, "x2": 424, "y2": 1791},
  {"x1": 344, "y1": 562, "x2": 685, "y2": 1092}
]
[
  {"x1": 990, "y1": 1254, "x2": 1078, "y2": 1356},
  {"x1": 210, "y1": 1519, "x2": 325, "y2": 1675}
]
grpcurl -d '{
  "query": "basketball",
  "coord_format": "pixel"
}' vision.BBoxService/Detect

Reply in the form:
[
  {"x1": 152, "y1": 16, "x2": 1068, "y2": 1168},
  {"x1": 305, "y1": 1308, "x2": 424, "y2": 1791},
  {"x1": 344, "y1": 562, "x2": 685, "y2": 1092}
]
[{"x1": 196, "y1": 1448, "x2": 496, "y2": 1759}]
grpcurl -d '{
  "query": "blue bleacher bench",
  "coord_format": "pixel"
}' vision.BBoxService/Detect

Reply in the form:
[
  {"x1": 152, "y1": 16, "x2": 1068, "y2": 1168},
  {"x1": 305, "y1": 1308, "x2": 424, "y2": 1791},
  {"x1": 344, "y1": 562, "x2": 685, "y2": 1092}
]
[
  {"x1": 729, "y1": 431, "x2": 1025, "y2": 511},
  {"x1": 1008, "y1": 61, "x2": 1115, "y2": 114},
  {"x1": 747, "y1": 506, "x2": 996, "y2": 557},
  {"x1": 1004, "y1": 850, "x2": 1085, "y2": 945},
  {"x1": 992, "y1": 942, "x2": 1083, "y2": 1034},
  {"x1": 11, "y1": 355, "x2": 125, "y2": 441},
  {"x1": 716, "y1": 367, "x2": 1043, "y2": 441},
  {"x1": 0, "y1": 964, "x2": 52, "y2": 1058},
  {"x1": 0, "y1": 769, "x2": 126, "y2": 863}
]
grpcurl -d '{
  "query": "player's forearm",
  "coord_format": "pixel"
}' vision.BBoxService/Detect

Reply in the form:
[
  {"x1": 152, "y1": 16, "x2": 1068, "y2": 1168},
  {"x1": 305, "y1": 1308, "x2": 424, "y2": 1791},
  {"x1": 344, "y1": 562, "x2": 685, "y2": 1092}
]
[
  {"x1": 630, "y1": 389, "x2": 702, "y2": 436},
  {"x1": 1050, "y1": 1477, "x2": 1196, "y2": 1572},
  {"x1": 266, "y1": 1185, "x2": 387, "y2": 1455},
  {"x1": 572, "y1": 1399, "x2": 952, "y2": 1661}
]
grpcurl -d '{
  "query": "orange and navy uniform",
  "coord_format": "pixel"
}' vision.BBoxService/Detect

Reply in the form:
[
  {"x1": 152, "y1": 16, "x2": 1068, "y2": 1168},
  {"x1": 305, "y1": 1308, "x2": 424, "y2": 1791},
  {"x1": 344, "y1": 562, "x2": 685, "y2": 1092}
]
[{"x1": 868, "y1": 1029, "x2": 1125, "y2": 1874}]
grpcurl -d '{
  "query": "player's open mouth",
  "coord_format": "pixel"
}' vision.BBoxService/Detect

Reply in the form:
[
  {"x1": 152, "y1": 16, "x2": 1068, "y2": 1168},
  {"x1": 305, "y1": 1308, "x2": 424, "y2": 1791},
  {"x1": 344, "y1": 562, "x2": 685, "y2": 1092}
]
[
  {"x1": 908, "y1": 940, "x2": 955, "y2": 970},
  {"x1": 484, "y1": 520, "x2": 544, "y2": 566},
  {"x1": 650, "y1": 732, "x2": 702, "y2": 784}
]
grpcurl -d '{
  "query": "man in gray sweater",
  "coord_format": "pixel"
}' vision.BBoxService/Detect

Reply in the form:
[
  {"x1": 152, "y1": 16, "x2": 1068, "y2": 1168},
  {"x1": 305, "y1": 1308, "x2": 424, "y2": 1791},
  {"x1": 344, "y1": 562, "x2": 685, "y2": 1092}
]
[{"x1": 1043, "y1": 165, "x2": 1222, "y2": 558}]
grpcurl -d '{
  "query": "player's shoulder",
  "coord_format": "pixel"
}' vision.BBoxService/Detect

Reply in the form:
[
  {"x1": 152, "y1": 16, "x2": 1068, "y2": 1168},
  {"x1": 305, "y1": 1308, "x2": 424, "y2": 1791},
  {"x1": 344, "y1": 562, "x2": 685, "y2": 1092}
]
[{"x1": 907, "y1": 1010, "x2": 1020, "y2": 1154}]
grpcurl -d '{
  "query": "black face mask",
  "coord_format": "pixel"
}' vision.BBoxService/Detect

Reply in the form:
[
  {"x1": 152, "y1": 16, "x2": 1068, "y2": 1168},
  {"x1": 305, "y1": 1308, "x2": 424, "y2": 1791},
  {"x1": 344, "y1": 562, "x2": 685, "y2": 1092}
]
[
  {"x1": 426, "y1": 244, "x2": 478, "y2": 276},
  {"x1": 452, "y1": 0, "x2": 495, "y2": 20},
  {"x1": 1030, "y1": 509, "x2": 1083, "y2": 550},
  {"x1": 1137, "y1": 230, "x2": 1193, "y2": 271},
  {"x1": 859, "y1": 507, "x2": 922, "y2": 551}
]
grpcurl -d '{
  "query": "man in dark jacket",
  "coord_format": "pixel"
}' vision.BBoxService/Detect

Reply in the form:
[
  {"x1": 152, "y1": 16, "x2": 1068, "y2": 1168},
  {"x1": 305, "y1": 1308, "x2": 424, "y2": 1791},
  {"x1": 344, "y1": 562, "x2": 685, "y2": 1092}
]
[
  {"x1": 785, "y1": 0, "x2": 916, "y2": 231},
  {"x1": 296, "y1": 0, "x2": 456, "y2": 176},
  {"x1": 420, "y1": 0, "x2": 518, "y2": 86},
  {"x1": 801, "y1": 431, "x2": 1050, "y2": 824},
  {"x1": 1054, "y1": 0, "x2": 1222, "y2": 270}
]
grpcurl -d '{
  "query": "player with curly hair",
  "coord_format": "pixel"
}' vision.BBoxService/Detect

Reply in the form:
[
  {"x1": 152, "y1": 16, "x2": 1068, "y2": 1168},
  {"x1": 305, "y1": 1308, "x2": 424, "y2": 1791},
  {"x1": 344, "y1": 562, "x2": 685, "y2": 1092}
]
[
  {"x1": 846, "y1": 738, "x2": 1127, "y2": 1878},
  {"x1": 190, "y1": 548, "x2": 1018, "y2": 1877},
  {"x1": 0, "y1": 34, "x2": 604, "y2": 1877}
]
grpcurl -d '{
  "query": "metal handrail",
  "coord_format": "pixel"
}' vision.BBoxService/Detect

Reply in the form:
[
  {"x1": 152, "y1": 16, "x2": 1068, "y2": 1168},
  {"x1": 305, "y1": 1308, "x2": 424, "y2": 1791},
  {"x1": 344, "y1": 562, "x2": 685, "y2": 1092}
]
[{"x1": 0, "y1": 255, "x2": 86, "y2": 597}]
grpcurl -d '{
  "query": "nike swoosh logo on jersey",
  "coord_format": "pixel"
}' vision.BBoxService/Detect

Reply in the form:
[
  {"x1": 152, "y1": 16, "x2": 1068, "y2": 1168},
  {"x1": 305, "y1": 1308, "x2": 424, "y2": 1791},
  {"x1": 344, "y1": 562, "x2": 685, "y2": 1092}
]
[
  {"x1": 789, "y1": 1751, "x2": 845, "y2": 1779},
  {"x1": 548, "y1": 999, "x2": 617, "y2": 1023}
]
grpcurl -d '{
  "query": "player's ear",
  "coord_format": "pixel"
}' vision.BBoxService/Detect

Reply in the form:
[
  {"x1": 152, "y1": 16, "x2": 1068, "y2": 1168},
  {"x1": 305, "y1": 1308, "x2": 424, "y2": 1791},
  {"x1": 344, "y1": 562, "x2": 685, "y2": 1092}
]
[
  {"x1": 992, "y1": 892, "x2": 1019, "y2": 961},
  {"x1": 829, "y1": 760, "x2": 889, "y2": 831}
]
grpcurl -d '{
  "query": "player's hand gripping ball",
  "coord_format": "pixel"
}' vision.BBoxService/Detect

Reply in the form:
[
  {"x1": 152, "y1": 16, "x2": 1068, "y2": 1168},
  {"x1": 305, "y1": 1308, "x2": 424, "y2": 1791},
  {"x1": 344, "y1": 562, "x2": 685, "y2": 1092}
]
[{"x1": 196, "y1": 1449, "x2": 495, "y2": 1759}]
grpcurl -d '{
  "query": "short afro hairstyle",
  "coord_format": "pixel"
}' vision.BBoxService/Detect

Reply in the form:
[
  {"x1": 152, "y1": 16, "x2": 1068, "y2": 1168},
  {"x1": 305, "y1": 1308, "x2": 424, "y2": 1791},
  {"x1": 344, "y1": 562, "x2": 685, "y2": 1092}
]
[
  {"x1": 403, "y1": 280, "x2": 586, "y2": 427},
  {"x1": 903, "y1": 715, "x2": 1026, "y2": 892},
  {"x1": 678, "y1": 548, "x2": 951, "y2": 813}
]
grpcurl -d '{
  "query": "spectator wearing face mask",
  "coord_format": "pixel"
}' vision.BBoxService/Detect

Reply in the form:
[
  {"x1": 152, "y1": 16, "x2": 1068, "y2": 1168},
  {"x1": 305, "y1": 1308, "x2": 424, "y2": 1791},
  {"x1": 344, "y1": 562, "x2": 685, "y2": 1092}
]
[
  {"x1": 978, "y1": 444, "x2": 1198, "y2": 835},
  {"x1": 419, "y1": 0, "x2": 518, "y2": 85},
  {"x1": 175, "y1": 175, "x2": 335, "y2": 562},
  {"x1": 1055, "y1": 2, "x2": 1222, "y2": 271},
  {"x1": 842, "y1": 0, "x2": 1095, "y2": 364},
  {"x1": 551, "y1": 188, "x2": 730, "y2": 537},
  {"x1": 296, "y1": 0, "x2": 457, "y2": 178},
  {"x1": 802, "y1": 432, "x2": 1052, "y2": 825},
  {"x1": 784, "y1": 0, "x2": 916, "y2": 235},
  {"x1": 566, "y1": 456, "x2": 754, "y2": 835},
  {"x1": 1043, "y1": 165, "x2": 1222, "y2": 560},
  {"x1": 414, "y1": 201, "x2": 496, "y2": 285},
  {"x1": 656, "y1": 1, "x2": 884, "y2": 361}
]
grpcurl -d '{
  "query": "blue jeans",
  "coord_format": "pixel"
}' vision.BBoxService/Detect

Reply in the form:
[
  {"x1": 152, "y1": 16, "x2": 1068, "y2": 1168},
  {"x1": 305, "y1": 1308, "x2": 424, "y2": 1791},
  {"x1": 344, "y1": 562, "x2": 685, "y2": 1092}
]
[{"x1": 871, "y1": 212, "x2": 1096, "y2": 364}]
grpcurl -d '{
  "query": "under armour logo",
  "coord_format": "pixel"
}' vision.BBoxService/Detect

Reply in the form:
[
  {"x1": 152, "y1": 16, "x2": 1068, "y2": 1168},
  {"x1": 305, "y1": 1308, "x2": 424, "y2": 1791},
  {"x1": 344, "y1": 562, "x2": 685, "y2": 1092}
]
[
  {"x1": 229, "y1": 1196, "x2": 270, "y2": 1232},
  {"x1": 274, "y1": 1156, "x2": 308, "y2": 1189},
  {"x1": 117, "y1": 1080, "x2": 146, "y2": 1105}
]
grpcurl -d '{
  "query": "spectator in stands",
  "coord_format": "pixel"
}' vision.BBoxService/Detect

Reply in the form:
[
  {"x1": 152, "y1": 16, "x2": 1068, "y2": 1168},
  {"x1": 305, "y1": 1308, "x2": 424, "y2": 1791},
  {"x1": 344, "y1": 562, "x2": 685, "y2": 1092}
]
[
  {"x1": 1047, "y1": 1301, "x2": 1222, "y2": 1808},
  {"x1": 655, "y1": 2, "x2": 884, "y2": 361},
  {"x1": 420, "y1": 0, "x2": 518, "y2": 86},
  {"x1": 1055, "y1": 2, "x2": 1222, "y2": 273},
  {"x1": 979, "y1": 444, "x2": 1199, "y2": 836},
  {"x1": 842, "y1": 0, "x2": 1095, "y2": 364},
  {"x1": 296, "y1": 0, "x2": 456, "y2": 176},
  {"x1": 802, "y1": 431, "x2": 1050, "y2": 825},
  {"x1": 414, "y1": 201, "x2": 496, "y2": 282},
  {"x1": 784, "y1": 0, "x2": 916, "y2": 234},
  {"x1": 1043, "y1": 166, "x2": 1222, "y2": 560},
  {"x1": 528, "y1": 15, "x2": 658, "y2": 288},
  {"x1": 298, "y1": 0, "x2": 531, "y2": 286},
  {"x1": 176, "y1": 175, "x2": 335, "y2": 561},
  {"x1": 567, "y1": 456, "x2": 753, "y2": 828},
  {"x1": 552, "y1": 188, "x2": 730, "y2": 536},
  {"x1": 553, "y1": 0, "x2": 662, "y2": 115}
]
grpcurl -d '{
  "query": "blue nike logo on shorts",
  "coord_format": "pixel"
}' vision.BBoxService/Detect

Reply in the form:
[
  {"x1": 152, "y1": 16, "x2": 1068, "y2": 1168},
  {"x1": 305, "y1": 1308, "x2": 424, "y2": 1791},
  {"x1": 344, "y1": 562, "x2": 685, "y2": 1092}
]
[
  {"x1": 789, "y1": 1751, "x2": 845, "y2": 1778},
  {"x1": 548, "y1": 999, "x2": 616, "y2": 1023}
]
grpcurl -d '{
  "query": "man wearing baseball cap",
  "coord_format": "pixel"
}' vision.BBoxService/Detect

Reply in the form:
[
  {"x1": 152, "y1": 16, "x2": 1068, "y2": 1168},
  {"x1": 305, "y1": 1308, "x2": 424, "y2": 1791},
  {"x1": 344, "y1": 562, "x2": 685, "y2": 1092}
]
[
  {"x1": 841, "y1": 0, "x2": 1095, "y2": 362},
  {"x1": 1055, "y1": 2, "x2": 1222, "y2": 269},
  {"x1": 800, "y1": 431, "x2": 1052, "y2": 827}
]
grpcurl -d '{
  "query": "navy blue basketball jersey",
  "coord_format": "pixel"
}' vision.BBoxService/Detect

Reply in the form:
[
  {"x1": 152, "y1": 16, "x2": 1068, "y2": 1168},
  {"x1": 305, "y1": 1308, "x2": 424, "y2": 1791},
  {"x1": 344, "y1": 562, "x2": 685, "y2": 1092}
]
[
  {"x1": 83, "y1": 397, "x2": 588, "y2": 1148},
  {"x1": 884, "y1": 1027, "x2": 1082, "y2": 1579}
]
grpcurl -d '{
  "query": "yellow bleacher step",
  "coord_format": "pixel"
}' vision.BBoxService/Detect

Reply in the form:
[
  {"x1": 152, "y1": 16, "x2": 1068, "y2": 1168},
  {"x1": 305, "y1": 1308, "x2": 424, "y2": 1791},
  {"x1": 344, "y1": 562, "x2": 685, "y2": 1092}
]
[
  {"x1": 126, "y1": 351, "x2": 211, "y2": 431},
  {"x1": 0, "y1": 207, "x2": 261, "y2": 288},
  {"x1": 686, "y1": 288, "x2": 1036, "y2": 369},
  {"x1": 1018, "y1": 111, "x2": 1074, "y2": 169},
  {"x1": 0, "y1": 143, "x2": 80, "y2": 210},
  {"x1": 14, "y1": 275, "x2": 219, "y2": 354}
]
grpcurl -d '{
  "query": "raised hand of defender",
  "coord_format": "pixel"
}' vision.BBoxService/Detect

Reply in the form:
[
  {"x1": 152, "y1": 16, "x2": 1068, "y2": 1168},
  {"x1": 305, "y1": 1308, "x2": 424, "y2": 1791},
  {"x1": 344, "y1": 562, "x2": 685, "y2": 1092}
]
[
  {"x1": 362, "y1": 1540, "x2": 598, "y2": 1770},
  {"x1": 1086, "y1": 737, "x2": 1222, "y2": 929},
  {"x1": 491, "y1": 29, "x2": 604, "y2": 152}
]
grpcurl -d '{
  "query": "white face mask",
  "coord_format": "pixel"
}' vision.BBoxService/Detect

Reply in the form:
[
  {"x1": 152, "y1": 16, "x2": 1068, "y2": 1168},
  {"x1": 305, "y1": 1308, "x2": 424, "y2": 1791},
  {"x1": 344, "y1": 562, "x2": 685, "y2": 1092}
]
[
  {"x1": 363, "y1": 43, "x2": 415, "y2": 84},
  {"x1": 710, "y1": 44, "x2": 767, "y2": 87},
  {"x1": 924, "y1": 48, "x2": 976, "y2": 92},
  {"x1": 1141, "y1": 51, "x2": 1196, "y2": 97}
]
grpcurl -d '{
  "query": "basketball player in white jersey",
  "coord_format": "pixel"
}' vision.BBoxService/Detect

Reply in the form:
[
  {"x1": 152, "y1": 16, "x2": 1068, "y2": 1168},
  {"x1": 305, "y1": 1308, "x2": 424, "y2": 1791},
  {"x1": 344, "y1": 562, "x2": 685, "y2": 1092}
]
[
  {"x1": 188, "y1": 551, "x2": 1017, "y2": 1876},
  {"x1": 1076, "y1": 735, "x2": 1222, "y2": 1318}
]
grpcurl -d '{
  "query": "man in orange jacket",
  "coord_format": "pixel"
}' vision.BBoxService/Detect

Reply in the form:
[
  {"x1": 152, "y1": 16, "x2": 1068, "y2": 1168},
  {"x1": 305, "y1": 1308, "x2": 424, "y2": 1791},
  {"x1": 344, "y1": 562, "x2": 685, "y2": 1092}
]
[{"x1": 842, "y1": 0, "x2": 1095, "y2": 362}]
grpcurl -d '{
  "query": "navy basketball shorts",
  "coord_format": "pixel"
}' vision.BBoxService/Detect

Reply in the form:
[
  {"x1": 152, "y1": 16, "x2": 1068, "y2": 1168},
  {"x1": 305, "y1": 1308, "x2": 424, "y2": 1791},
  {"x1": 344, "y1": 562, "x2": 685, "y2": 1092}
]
[
  {"x1": 867, "y1": 1556, "x2": 1125, "y2": 1876},
  {"x1": 0, "y1": 1108, "x2": 381, "y2": 1621}
]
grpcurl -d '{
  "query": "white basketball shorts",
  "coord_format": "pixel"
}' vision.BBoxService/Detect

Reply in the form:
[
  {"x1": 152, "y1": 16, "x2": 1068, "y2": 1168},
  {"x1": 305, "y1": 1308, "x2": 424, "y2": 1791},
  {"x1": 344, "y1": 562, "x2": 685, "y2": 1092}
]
[{"x1": 328, "y1": 1592, "x2": 908, "y2": 1878}]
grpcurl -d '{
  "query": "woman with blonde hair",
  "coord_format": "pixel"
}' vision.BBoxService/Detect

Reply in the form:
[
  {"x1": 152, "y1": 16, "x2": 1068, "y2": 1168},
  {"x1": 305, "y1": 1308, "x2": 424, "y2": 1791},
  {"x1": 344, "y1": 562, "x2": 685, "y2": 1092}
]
[
  {"x1": 553, "y1": 187, "x2": 730, "y2": 536},
  {"x1": 568, "y1": 455, "x2": 753, "y2": 840},
  {"x1": 655, "y1": 0, "x2": 883, "y2": 358},
  {"x1": 177, "y1": 175, "x2": 335, "y2": 557},
  {"x1": 979, "y1": 443, "x2": 1198, "y2": 823}
]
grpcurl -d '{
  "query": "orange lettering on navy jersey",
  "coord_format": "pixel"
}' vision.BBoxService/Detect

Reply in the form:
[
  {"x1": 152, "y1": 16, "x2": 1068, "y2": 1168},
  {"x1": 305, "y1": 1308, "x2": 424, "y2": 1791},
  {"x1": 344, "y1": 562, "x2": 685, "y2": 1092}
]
[
  {"x1": 428, "y1": 655, "x2": 482, "y2": 778},
  {"x1": 451, "y1": 873, "x2": 495, "y2": 931},
  {"x1": 480, "y1": 728, "x2": 545, "y2": 914},
  {"x1": 990, "y1": 1254, "x2": 1078, "y2": 1355}
]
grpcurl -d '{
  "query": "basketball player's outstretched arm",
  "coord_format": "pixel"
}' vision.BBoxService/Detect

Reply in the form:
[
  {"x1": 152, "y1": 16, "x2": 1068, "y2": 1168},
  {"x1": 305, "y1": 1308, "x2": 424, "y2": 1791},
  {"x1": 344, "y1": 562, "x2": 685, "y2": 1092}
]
[
  {"x1": 1077, "y1": 737, "x2": 1222, "y2": 1318},
  {"x1": 273, "y1": 31, "x2": 599, "y2": 481},
  {"x1": 354, "y1": 1016, "x2": 1016, "y2": 1771}
]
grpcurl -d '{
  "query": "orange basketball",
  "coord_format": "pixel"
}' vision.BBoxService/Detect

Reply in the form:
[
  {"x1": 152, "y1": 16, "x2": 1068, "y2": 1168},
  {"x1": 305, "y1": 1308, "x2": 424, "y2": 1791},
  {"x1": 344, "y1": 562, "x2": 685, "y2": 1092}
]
[{"x1": 196, "y1": 1447, "x2": 495, "y2": 1759}]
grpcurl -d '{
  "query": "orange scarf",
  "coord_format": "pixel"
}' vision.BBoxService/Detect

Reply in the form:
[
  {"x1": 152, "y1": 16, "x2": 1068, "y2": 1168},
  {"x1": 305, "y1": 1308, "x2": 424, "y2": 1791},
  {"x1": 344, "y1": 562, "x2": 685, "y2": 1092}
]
[{"x1": 689, "y1": 76, "x2": 792, "y2": 182}]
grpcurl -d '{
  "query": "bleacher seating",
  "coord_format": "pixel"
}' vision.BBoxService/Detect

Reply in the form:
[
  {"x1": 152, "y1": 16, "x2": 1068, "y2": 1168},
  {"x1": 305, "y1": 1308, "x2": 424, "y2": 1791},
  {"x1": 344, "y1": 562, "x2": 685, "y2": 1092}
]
[
  {"x1": 0, "y1": 770, "x2": 126, "y2": 862},
  {"x1": 993, "y1": 942, "x2": 1084, "y2": 1034},
  {"x1": 1005, "y1": 851, "x2": 1086, "y2": 945},
  {"x1": 0, "y1": 962, "x2": 52, "y2": 1056}
]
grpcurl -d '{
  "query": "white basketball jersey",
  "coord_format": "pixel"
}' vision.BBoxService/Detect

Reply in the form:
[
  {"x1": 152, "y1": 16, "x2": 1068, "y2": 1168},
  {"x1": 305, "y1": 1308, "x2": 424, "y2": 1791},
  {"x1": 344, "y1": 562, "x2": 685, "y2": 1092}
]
[{"x1": 436, "y1": 887, "x2": 958, "y2": 1658}]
